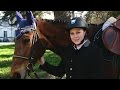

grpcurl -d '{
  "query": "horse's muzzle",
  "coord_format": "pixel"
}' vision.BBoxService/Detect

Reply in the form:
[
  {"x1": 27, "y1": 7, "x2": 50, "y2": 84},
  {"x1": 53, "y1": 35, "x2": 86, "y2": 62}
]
[{"x1": 11, "y1": 73, "x2": 21, "y2": 79}]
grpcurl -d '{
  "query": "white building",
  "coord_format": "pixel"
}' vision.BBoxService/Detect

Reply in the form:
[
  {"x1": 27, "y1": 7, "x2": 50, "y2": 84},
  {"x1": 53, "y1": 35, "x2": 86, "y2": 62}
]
[
  {"x1": 0, "y1": 21, "x2": 17, "y2": 42},
  {"x1": 0, "y1": 11, "x2": 17, "y2": 42}
]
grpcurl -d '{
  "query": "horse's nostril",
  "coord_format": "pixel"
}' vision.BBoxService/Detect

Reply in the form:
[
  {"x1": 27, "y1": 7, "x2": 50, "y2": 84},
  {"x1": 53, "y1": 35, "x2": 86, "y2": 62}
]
[{"x1": 11, "y1": 73, "x2": 21, "y2": 79}]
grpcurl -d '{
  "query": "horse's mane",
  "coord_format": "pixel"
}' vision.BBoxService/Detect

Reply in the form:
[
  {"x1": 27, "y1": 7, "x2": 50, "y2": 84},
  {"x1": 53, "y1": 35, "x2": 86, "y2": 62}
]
[{"x1": 38, "y1": 18, "x2": 69, "y2": 24}]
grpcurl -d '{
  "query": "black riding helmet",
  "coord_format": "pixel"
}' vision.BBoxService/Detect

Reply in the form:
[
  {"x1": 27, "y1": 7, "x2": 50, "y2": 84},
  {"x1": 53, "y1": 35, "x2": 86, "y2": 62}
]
[
  {"x1": 68, "y1": 17, "x2": 88, "y2": 31},
  {"x1": 68, "y1": 17, "x2": 89, "y2": 45}
]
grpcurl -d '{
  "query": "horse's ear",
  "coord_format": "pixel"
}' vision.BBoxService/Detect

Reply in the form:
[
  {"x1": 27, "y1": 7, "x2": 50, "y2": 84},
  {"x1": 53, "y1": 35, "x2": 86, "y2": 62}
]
[
  {"x1": 16, "y1": 11, "x2": 23, "y2": 23},
  {"x1": 26, "y1": 11, "x2": 34, "y2": 25}
]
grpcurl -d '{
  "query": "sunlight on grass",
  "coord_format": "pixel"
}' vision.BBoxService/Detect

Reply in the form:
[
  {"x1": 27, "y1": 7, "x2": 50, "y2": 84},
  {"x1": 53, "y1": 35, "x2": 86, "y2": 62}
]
[
  {"x1": 0, "y1": 44, "x2": 61, "y2": 79},
  {"x1": 0, "y1": 67, "x2": 11, "y2": 79},
  {"x1": 44, "y1": 50, "x2": 61, "y2": 66},
  {"x1": 0, "y1": 44, "x2": 14, "y2": 79}
]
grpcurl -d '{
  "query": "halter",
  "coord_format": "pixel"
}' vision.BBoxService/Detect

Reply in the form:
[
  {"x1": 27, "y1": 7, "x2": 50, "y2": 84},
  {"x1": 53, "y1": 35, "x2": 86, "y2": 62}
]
[{"x1": 13, "y1": 24, "x2": 40, "y2": 79}]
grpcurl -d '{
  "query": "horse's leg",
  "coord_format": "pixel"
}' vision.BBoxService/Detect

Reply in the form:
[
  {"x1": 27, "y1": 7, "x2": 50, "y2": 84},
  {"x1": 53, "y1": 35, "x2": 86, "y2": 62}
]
[
  {"x1": 104, "y1": 59, "x2": 114, "y2": 79},
  {"x1": 104, "y1": 55, "x2": 120, "y2": 79},
  {"x1": 117, "y1": 55, "x2": 120, "y2": 79},
  {"x1": 112, "y1": 55, "x2": 120, "y2": 79}
]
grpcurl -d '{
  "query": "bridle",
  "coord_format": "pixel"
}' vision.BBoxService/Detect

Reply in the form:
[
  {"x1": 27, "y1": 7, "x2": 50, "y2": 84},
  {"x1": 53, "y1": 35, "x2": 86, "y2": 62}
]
[{"x1": 13, "y1": 25, "x2": 40, "y2": 79}]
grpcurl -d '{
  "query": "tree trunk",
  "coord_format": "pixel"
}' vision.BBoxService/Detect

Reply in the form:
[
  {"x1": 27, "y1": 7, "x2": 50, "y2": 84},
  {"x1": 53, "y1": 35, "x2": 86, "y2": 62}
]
[{"x1": 54, "y1": 11, "x2": 71, "y2": 21}]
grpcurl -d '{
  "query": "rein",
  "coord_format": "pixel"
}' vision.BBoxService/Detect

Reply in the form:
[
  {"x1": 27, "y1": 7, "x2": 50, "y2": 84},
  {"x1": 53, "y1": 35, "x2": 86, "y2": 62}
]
[{"x1": 13, "y1": 29, "x2": 40, "y2": 79}]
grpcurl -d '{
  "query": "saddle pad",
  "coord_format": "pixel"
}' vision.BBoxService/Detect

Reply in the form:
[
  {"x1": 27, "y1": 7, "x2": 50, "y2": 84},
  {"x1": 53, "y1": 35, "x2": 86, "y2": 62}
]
[
  {"x1": 102, "y1": 26, "x2": 120, "y2": 55},
  {"x1": 113, "y1": 19, "x2": 120, "y2": 30}
]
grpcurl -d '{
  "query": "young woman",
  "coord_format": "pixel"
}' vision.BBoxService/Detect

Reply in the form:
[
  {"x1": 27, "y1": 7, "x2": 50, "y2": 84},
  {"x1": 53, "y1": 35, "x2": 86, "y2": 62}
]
[{"x1": 39, "y1": 17, "x2": 105, "y2": 79}]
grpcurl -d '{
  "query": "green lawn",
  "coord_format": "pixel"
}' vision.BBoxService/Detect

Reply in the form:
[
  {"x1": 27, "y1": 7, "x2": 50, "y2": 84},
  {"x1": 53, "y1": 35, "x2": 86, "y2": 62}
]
[{"x1": 0, "y1": 44, "x2": 61, "y2": 79}]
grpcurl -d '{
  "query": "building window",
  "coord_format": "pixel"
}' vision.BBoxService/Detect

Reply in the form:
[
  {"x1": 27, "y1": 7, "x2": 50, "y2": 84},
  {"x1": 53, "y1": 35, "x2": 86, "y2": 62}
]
[{"x1": 4, "y1": 31, "x2": 7, "y2": 38}]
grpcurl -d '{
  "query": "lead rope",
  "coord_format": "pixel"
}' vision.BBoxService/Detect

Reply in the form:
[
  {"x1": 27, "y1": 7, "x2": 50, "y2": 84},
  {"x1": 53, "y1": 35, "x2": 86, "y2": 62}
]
[{"x1": 26, "y1": 63, "x2": 39, "y2": 79}]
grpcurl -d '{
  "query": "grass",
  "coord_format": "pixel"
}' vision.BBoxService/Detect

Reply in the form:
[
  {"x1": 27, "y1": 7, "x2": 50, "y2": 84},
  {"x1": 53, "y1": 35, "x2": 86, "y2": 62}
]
[{"x1": 0, "y1": 44, "x2": 61, "y2": 79}]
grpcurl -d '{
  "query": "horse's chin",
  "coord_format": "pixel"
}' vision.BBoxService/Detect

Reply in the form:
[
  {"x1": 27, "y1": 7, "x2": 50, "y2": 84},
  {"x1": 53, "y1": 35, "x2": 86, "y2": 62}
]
[
  {"x1": 19, "y1": 69, "x2": 27, "y2": 79},
  {"x1": 11, "y1": 73, "x2": 21, "y2": 79},
  {"x1": 11, "y1": 69, "x2": 27, "y2": 79}
]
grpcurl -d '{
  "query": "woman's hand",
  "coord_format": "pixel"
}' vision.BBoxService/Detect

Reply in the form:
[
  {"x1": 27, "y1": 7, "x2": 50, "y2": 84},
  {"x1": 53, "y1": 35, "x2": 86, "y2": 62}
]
[{"x1": 39, "y1": 56, "x2": 45, "y2": 65}]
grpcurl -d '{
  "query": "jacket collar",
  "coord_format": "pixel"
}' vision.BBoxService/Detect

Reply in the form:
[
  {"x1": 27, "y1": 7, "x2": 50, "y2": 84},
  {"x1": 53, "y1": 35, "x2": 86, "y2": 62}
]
[{"x1": 73, "y1": 39, "x2": 90, "y2": 50}]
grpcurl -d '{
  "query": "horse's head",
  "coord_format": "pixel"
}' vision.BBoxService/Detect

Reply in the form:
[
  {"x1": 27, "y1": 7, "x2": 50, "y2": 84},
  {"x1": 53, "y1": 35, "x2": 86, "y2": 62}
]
[{"x1": 10, "y1": 11, "x2": 38, "y2": 79}]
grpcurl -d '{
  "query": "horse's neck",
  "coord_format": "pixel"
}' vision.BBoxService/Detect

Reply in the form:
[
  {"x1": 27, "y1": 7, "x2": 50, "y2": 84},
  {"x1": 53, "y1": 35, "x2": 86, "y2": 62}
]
[{"x1": 38, "y1": 20, "x2": 71, "y2": 49}]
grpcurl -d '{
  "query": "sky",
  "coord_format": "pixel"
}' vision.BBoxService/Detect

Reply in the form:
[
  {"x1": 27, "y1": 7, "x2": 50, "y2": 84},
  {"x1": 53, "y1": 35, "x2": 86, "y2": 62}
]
[
  {"x1": 82, "y1": 11, "x2": 88, "y2": 17},
  {"x1": 41, "y1": 11, "x2": 54, "y2": 19},
  {"x1": 41, "y1": 11, "x2": 88, "y2": 19},
  {"x1": 0, "y1": 11, "x2": 4, "y2": 16}
]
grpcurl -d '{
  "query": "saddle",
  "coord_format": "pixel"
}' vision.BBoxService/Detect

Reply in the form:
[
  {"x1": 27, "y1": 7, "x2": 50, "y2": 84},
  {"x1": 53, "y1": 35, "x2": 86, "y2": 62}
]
[{"x1": 102, "y1": 19, "x2": 120, "y2": 55}]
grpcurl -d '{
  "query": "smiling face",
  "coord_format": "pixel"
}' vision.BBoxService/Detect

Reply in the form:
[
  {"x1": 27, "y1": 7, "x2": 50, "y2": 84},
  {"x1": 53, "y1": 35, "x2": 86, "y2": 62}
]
[{"x1": 70, "y1": 28, "x2": 86, "y2": 45}]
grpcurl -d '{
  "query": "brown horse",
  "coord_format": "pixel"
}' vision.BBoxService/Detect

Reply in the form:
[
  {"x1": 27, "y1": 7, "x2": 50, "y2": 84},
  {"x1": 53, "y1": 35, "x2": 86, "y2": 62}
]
[
  {"x1": 11, "y1": 11, "x2": 72, "y2": 79},
  {"x1": 11, "y1": 11, "x2": 120, "y2": 79}
]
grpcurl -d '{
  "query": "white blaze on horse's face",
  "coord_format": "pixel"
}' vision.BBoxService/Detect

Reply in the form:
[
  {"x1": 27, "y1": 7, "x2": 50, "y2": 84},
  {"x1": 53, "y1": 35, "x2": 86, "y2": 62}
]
[
  {"x1": 11, "y1": 11, "x2": 36, "y2": 79},
  {"x1": 11, "y1": 29, "x2": 34, "y2": 79}
]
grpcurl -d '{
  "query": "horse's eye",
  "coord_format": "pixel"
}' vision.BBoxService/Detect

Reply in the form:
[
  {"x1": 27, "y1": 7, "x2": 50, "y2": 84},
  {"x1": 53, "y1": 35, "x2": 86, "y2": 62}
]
[
  {"x1": 25, "y1": 31, "x2": 29, "y2": 34},
  {"x1": 22, "y1": 38, "x2": 30, "y2": 44}
]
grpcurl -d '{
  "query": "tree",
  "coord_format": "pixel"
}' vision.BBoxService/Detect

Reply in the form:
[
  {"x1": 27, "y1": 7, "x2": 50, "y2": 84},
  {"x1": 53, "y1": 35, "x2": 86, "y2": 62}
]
[
  {"x1": 86, "y1": 11, "x2": 110, "y2": 24},
  {"x1": 54, "y1": 11, "x2": 72, "y2": 21},
  {"x1": 2, "y1": 11, "x2": 89, "y2": 26},
  {"x1": 1, "y1": 11, "x2": 42, "y2": 25},
  {"x1": 108, "y1": 11, "x2": 120, "y2": 19},
  {"x1": 85, "y1": 11, "x2": 120, "y2": 24}
]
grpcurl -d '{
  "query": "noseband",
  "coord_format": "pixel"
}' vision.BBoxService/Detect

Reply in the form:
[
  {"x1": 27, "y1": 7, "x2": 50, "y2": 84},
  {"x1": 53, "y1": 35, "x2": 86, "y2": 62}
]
[
  {"x1": 13, "y1": 55, "x2": 30, "y2": 60},
  {"x1": 13, "y1": 27, "x2": 40, "y2": 79}
]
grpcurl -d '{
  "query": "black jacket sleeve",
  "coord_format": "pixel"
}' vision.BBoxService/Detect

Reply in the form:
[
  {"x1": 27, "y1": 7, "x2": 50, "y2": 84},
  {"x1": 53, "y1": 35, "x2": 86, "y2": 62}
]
[
  {"x1": 39, "y1": 58, "x2": 66, "y2": 77},
  {"x1": 53, "y1": 46, "x2": 66, "y2": 57}
]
